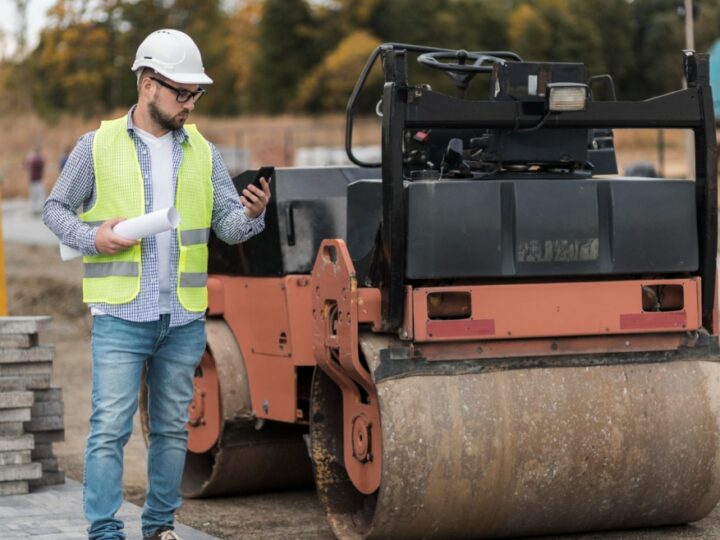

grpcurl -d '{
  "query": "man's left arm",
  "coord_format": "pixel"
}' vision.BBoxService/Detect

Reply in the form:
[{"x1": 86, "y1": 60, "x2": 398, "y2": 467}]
[{"x1": 210, "y1": 144, "x2": 269, "y2": 244}]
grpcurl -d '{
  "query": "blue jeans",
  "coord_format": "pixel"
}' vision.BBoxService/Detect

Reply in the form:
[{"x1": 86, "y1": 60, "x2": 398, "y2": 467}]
[{"x1": 84, "y1": 314, "x2": 206, "y2": 539}]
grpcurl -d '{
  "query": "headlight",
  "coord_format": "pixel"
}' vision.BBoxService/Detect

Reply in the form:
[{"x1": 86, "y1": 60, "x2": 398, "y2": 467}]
[{"x1": 546, "y1": 83, "x2": 589, "y2": 112}]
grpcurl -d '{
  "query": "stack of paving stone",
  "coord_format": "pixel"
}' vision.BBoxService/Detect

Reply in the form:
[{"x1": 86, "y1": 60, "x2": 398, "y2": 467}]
[{"x1": 0, "y1": 316, "x2": 65, "y2": 494}]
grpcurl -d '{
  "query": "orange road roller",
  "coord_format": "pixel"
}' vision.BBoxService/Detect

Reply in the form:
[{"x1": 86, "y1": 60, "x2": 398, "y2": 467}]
[{"x1": 141, "y1": 44, "x2": 720, "y2": 539}]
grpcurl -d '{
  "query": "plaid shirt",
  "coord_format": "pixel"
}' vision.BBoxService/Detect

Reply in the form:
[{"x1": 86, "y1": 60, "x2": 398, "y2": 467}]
[{"x1": 43, "y1": 107, "x2": 265, "y2": 327}]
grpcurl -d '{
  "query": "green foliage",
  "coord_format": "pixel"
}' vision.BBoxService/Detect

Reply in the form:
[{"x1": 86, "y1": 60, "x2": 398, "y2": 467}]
[
  {"x1": 1, "y1": 0, "x2": 717, "y2": 117},
  {"x1": 247, "y1": 0, "x2": 323, "y2": 113},
  {"x1": 292, "y1": 30, "x2": 382, "y2": 113}
]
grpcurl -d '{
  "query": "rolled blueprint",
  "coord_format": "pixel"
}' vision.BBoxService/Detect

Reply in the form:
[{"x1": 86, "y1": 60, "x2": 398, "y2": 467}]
[{"x1": 59, "y1": 207, "x2": 181, "y2": 261}]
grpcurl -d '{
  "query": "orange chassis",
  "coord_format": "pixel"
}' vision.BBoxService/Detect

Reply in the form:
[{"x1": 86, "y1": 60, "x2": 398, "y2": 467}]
[{"x1": 188, "y1": 239, "x2": 710, "y2": 496}]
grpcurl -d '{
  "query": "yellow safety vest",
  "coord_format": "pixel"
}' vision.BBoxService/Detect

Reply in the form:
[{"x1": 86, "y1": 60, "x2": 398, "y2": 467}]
[{"x1": 80, "y1": 115, "x2": 213, "y2": 312}]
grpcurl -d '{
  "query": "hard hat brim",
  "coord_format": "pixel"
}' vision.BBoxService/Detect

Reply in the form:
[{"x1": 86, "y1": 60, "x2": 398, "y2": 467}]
[
  {"x1": 132, "y1": 61, "x2": 213, "y2": 85},
  {"x1": 158, "y1": 70, "x2": 214, "y2": 85}
]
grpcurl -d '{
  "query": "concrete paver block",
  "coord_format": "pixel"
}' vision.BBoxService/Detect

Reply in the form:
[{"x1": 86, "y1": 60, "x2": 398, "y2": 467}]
[
  {"x1": 0, "y1": 480, "x2": 28, "y2": 495},
  {"x1": 0, "y1": 435, "x2": 34, "y2": 452},
  {"x1": 0, "y1": 423, "x2": 24, "y2": 436},
  {"x1": 29, "y1": 469, "x2": 64, "y2": 487},
  {"x1": 0, "y1": 375, "x2": 51, "y2": 391},
  {"x1": 0, "y1": 334, "x2": 37, "y2": 348},
  {"x1": 0, "y1": 317, "x2": 51, "y2": 335},
  {"x1": 37, "y1": 456, "x2": 58, "y2": 472},
  {"x1": 31, "y1": 400, "x2": 63, "y2": 417},
  {"x1": 0, "y1": 362, "x2": 53, "y2": 376},
  {"x1": 0, "y1": 391, "x2": 34, "y2": 409},
  {"x1": 30, "y1": 443, "x2": 53, "y2": 459},
  {"x1": 32, "y1": 430, "x2": 65, "y2": 443},
  {"x1": 24, "y1": 415, "x2": 63, "y2": 432},
  {"x1": 0, "y1": 450, "x2": 31, "y2": 466},
  {"x1": 0, "y1": 408, "x2": 31, "y2": 423},
  {"x1": 0, "y1": 462, "x2": 42, "y2": 481},
  {"x1": 0, "y1": 346, "x2": 55, "y2": 363},
  {"x1": 33, "y1": 387, "x2": 62, "y2": 402}
]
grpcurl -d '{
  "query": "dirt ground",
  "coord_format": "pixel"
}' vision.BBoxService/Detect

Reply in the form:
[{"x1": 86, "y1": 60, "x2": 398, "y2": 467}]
[{"x1": 4, "y1": 241, "x2": 332, "y2": 540}]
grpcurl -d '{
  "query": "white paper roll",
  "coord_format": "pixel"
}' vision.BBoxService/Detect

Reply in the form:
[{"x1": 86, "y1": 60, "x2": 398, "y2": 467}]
[{"x1": 59, "y1": 207, "x2": 181, "y2": 261}]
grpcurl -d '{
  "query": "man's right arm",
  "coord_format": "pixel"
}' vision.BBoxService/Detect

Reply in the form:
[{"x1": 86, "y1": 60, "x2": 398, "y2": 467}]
[{"x1": 42, "y1": 133, "x2": 99, "y2": 256}]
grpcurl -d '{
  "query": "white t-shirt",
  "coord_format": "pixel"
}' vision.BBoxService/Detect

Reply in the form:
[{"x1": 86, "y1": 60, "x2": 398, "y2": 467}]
[{"x1": 134, "y1": 126, "x2": 174, "y2": 314}]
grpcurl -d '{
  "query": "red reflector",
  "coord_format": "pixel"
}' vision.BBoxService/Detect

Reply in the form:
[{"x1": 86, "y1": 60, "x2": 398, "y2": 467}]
[
  {"x1": 620, "y1": 312, "x2": 687, "y2": 330},
  {"x1": 426, "y1": 319, "x2": 495, "y2": 338}
]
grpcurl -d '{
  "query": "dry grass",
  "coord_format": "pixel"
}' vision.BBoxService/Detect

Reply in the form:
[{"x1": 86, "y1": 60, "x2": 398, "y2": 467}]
[{"x1": 0, "y1": 111, "x2": 707, "y2": 200}]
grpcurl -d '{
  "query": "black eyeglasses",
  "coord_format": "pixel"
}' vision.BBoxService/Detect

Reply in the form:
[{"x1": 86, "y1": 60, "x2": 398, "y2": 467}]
[{"x1": 149, "y1": 76, "x2": 205, "y2": 104}]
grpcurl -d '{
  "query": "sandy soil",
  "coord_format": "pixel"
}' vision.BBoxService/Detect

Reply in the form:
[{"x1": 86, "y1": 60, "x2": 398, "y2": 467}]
[{"x1": 4, "y1": 241, "x2": 332, "y2": 540}]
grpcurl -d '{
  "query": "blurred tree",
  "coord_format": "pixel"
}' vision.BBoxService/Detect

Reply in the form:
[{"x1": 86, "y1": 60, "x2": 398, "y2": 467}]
[
  {"x1": 570, "y1": 0, "x2": 635, "y2": 99},
  {"x1": 23, "y1": 1, "x2": 113, "y2": 117},
  {"x1": 1, "y1": 0, "x2": 717, "y2": 117},
  {"x1": 292, "y1": 30, "x2": 382, "y2": 112},
  {"x1": 695, "y1": 1, "x2": 720, "y2": 55},
  {"x1": 248, "y1": 0, "x2": 323, "y2": 113},
  {"x1": 508, "y1": 3, "x2": 552, "y2": 60},
  {"x1": 630, "y1": 0, "x2": 685, "y2": 99},
  {"x1": 447, "y1": 0, "x2": 513, "y2": 52},
  {"x1": 226, "y1": 0, "x2": 264, "y2": 113},
  {"x1": 509, "y1": 0, "x2": 602, "y2": 73}
]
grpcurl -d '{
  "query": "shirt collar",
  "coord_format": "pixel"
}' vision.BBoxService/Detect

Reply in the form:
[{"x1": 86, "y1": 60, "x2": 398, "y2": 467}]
[{"x1": 126, "y1": 105, "x2": 190, "y2": 146}]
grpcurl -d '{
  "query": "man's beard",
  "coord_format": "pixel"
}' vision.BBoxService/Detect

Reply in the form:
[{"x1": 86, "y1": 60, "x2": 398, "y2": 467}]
[{"x1": 148, "y1": 99, "x2": 188, "y2": 131}]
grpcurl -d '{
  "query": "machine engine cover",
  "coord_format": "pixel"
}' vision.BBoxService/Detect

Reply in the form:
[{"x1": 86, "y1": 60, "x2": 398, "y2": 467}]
[{"x1": 403, "y1": 177, "x2": 697, "y2": 279}]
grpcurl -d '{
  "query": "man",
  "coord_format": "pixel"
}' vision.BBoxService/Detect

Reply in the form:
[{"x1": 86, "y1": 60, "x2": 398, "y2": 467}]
[
  {"x1": 43, "y1": 29, "x2": 271, "y2": 540},
  {"x1": 25, "y1": 145, "x2": 46, "y2": 215}
]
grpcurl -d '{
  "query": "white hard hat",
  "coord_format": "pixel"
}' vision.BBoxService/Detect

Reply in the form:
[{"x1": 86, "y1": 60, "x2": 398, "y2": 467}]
[{"x1": 131, "y1": 29, "x2": 213, "y2": 85}]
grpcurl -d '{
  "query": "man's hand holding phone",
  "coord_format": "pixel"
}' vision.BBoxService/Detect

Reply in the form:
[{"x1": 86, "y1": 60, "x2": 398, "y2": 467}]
[{"x1": 242, "y1": 166, "x2": 273, "y2": 218}]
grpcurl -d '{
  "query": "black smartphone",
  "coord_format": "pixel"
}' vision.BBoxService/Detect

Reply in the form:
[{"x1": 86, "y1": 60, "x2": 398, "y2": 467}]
[{"x1": 252, "y1": 166, "x2": 274, "y2": 189}]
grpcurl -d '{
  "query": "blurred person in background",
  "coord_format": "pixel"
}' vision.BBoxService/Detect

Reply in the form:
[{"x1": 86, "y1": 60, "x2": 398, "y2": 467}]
[
  {"x1": 25, "y1": 145, "x2": 45, "y2": 215},
  {"x1": 43, "y1": 29, "x2": 272, "y2": 540}
]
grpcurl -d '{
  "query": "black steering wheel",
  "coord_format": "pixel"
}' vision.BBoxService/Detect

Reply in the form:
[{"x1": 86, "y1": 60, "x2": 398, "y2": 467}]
[
  {"x1": 417, "y1": 50, "x2": 520, "y2": 95},
  {"x1": 418, "y1": 50, "x2": 508, "y2": 73}
]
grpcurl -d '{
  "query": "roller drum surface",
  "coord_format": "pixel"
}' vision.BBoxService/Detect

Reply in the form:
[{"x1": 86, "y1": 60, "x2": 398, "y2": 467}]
[
  {"x1": 312, "y1": 335, "x2": 720, "y2": 539},
  {"x1": 181, "y1": 432, "x2": 313, "y2": 498}
]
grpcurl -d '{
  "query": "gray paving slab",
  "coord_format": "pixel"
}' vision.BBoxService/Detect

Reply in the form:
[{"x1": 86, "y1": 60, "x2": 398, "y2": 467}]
[
  {"x1": 32, "y1": 429, "x2": 64, "y2": 443},
  {"x1": 0, "y1": 435, "x2": 33, "y2": 452},
  {"x1": 0, "y1": 391, "x2": 34, "y2": 408},
  {"x1": 0, "y1": 462, "x2": 41, "y2": 481},
  {"x1": 0, "y1": 333, "x2": 37, "y2": 348},
  {"x1": 24, "y1": 414, "x2": 63, "y2": 431},
  {"x1": 0, "y1": 407, "x2": 31, "y2": 422},
  {"x1": 0, "y1": 422, "x2": 24, "y2": 435},
  {"x1": 0, "y1": 374, "x2": 52, "y2": 391},
  {"x1": 31, "y1": 400, "x2": 63, "y2": 416},
  {"x1": 0, "y1": 346, "x2": 55, "y2": 362},
  {"x1": 29, "y1": 469, "x2": 64, "y2": 487},
  {"x1": 0, "y1": 450, "x2": 31, "y2": 466},
  {"x1": 37, "y1": 455, "x2": 58, "y2": 471},
  {"x1": 0, "y1": 362, "x2": 53, "y2": 376},
  {"x1": 0, "y1": 316, "x2": 52, "y2": 335},
  {"x1": 32, "y1": 387, "x2": 62, "y2": 402},
  {"x1": 30, "y1": 442, "x2": 53, "y2": 459},
  {"x1": 0, "y1": 478, "x2": 219, "y2": 539},
  {"x1": 0, "y1": 480, "x2": 28, "y2": 496}
]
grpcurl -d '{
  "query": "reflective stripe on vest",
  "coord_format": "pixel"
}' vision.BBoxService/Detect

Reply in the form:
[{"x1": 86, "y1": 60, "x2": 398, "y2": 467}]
[
  {"x1": 84, "y1": 262, "x2": 140, "y2": 278},
  {"x1": 180, "y1": 228, "x2": 210, "y2": 245},
  {"x1": 80, "y1": 116, "x2": 213, "y2": 311}
]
